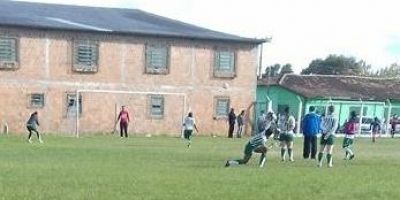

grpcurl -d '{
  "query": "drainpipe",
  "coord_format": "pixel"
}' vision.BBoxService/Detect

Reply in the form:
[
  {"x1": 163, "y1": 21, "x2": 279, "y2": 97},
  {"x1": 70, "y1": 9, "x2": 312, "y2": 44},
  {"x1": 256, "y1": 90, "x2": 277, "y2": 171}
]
[
  {"x1": 358, "y1": 98, "x2": 363, "y2": 135},
  {"x1": 296, "y1": 95, "x2": 303, "y2": 134},
  {"x1": 386, "y1": 99, "x2": 392, "y2": 135},
  {"x1": 257, "y1": 44, "x2": 263, "y2": 80}
]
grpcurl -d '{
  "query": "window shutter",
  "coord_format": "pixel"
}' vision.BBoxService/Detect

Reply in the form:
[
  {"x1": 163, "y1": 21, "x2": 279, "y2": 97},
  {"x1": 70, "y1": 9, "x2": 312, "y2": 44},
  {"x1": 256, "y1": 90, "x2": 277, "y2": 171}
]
[
  {"x1": 146, "y1": 44, "x2": 168, "y2": 73},
  {"x1": 214, "y1": 49, "x2": 235, "y2": 78},
  {"x1": 73, "y1": 40, "x2": 98, "y2": 72},
  {"x1": 0, "y1": 38, "x2": 17, "y2": 62}
]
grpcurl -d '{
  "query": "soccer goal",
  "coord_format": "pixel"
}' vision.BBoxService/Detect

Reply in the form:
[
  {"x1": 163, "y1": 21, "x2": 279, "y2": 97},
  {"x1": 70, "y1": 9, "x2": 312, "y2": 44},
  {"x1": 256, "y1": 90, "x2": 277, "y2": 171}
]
[{"x1": 71, "y1": 89, "x2": 187, "y2": 138}]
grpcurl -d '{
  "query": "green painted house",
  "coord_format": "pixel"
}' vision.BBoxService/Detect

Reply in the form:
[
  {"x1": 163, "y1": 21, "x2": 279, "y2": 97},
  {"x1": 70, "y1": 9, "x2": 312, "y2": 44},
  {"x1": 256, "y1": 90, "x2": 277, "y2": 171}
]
[{"x1": 256, "y1": 74, "x2": 400, "y2": 135}]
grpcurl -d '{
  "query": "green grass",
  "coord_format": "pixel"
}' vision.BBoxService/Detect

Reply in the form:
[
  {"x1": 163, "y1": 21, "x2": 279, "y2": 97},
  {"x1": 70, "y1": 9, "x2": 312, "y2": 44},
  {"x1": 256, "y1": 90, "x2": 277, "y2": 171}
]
[{"x1": 0, "y1": 135, "x2": 399, "y2": 200}]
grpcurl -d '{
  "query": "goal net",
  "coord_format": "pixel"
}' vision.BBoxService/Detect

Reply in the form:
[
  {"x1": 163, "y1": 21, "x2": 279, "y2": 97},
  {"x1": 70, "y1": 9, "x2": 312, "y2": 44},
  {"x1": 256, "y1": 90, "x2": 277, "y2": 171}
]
[{"x1": 67, "y1": 89, "x2": 187, "y2": 138}]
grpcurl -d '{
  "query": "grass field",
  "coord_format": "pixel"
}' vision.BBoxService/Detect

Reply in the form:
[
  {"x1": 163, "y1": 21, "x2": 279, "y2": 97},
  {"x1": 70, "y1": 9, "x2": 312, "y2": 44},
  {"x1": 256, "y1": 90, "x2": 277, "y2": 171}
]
[{"x1": 1, "y1": 134, "x2": 399, "y2": 200}]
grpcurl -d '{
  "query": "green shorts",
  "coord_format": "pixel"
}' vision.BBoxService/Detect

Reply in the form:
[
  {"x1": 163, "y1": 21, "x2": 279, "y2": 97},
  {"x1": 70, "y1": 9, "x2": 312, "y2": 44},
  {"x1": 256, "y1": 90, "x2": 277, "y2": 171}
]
[
  {"x1": 342, "y1": 137, "x2": 354, "y2": 148},
  {"x1": 320, "y1": 134, "x2": 335, "y2": 145},
  {"x1": 279, "y1": 133, "x2": 294, "y2": 142},
  {"x1": 184, "y1": 130, "x2": 193, "y2": 140}
]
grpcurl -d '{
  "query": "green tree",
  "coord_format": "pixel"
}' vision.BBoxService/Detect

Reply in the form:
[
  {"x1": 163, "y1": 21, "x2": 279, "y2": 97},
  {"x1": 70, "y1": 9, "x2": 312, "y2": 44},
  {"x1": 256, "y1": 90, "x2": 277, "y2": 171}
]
[
  {"x1": 280, "y1": 63, "x2": 293, "y2": 75},
  {"x1": 376, "y1": 63, "x2": 400, "y2": 77},
  {"x1": 301, "y1": 55, "x2": 369, "y2": 76},
  {"x1": 263, "y1": 64, "x2": 281, "y2": 77}
]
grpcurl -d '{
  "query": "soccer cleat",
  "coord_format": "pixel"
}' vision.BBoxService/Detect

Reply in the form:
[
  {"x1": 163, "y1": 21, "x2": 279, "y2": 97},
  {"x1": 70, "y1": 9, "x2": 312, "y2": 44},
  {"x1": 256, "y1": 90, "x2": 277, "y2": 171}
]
[
  {"x1": 317, "y1": 162, "x2": 322, "y2": 168},
  {"x1": 289, "y1": 158, "x2": 294, "y2": 162},
  {"x1": 28, "y1": 139, "x2": 32, "y2": 144},
  {"x1": 328, "y1": 163, "x2": 333, "y2": 168},
  {"x1": 39, "y1": 139, "x2": 43, "y2": 144},
  {"x1": 349, "y1": 154, "x2": 355, "y2": 160}
]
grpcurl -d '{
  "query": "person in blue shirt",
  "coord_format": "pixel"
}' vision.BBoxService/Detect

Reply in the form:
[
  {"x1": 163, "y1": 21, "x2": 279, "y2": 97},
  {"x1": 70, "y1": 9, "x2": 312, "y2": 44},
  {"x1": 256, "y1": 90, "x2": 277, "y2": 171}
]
[{"x1": 302, "y1": 106, "x2": 320, "y2": 159}]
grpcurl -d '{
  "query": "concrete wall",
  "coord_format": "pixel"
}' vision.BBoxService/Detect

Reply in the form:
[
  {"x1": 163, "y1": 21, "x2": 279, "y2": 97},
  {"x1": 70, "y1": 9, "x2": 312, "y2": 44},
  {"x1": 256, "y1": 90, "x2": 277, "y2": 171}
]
[{"x1": 0, "y1": 27, "x2": 259, "y2": 136}]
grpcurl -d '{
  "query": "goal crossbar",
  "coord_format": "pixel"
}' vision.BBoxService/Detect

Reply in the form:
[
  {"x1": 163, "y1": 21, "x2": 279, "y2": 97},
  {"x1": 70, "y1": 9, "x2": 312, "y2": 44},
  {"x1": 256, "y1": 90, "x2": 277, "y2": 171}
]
[{"x1": 75, "y1": 89, "x2": 187, "y2": 138}]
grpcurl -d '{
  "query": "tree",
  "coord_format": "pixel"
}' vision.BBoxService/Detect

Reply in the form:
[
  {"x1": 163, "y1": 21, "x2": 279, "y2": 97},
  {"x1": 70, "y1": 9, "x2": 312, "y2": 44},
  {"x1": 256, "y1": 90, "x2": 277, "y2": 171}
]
[
  {"x1": 376, "y1": 63, "x2": 400, "y2": 77},
  {"x1": 280, "y1": 63, "x2": 293, "y2": 75},
  {"x1": 263, "y1": 64, "x2": 281, "y2": 77},
  {"x1": 301, "y1": 55, "x2": 370, "y2": 76}
]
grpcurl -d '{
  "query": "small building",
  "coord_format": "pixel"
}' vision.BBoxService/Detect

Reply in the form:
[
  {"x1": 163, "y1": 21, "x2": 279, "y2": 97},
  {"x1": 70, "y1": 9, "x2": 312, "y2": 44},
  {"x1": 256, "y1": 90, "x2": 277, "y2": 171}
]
[
  {"x1": 257, "y1": 74, "x2": 400, "y2": 134},
  {"x1": 0, "y1": 1, "x2": 265, "y2": 136}
]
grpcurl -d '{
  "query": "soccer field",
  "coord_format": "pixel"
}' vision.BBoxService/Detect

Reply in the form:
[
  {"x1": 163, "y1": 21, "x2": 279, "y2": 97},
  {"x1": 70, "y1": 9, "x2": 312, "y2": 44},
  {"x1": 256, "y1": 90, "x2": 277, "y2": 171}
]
[{"x1": 0, "y1": 135, "x2": 399, "y2": 200}]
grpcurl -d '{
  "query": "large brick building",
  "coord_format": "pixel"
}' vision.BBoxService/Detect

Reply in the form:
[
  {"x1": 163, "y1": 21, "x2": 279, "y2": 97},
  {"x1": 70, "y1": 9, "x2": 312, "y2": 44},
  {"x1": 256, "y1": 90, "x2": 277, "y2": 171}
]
[{"x1": 0, "y1": 1, "x2": 265, "y2": 136}]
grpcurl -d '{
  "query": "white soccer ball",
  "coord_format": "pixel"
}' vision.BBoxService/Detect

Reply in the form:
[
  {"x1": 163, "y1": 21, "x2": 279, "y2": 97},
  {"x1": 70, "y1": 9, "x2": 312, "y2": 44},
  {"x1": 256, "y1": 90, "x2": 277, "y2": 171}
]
[
  {"x1": 222, "y1": 82, "x2": 229, "y2": 89},
  {"x1": 145, "y1": 134, "x2": 152, "y2": 138}
]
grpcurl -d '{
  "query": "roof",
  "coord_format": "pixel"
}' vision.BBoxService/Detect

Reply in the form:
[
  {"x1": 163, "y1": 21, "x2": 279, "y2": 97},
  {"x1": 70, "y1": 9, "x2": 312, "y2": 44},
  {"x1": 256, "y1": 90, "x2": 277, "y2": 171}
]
[
  {"x1": 259, "y1": 74, "x2": 400, "y2": 101},
  {"x1": 0, "y1": 1, "x2": 265, "y2": 44}
]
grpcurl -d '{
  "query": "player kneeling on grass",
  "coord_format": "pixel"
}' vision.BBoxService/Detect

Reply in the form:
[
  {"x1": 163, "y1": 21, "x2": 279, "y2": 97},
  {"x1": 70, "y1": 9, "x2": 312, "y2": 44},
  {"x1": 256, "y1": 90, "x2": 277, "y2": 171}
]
[
  {"x1": 317, "y1": 105, "x2": 338, "y2": 168},
  {"x1": 26, "y1": 111, "x2": 43, "y2": 144},
  {"x1": 343, "y1": 111, "x2": 357, "y2": 160},
  {"x1": 225, "y1": 129, "x2": 273, "y2": 168},
  {"x1": 183, "y1": 112, "x2": 199, "y2": 148}
]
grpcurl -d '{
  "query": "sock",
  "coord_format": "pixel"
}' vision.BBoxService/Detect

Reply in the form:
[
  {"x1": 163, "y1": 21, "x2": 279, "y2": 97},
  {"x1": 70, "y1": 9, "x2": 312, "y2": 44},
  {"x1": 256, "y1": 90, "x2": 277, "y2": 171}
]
[
  {"x1": 259, "y1": 153, "x2": 266, "y2": 167},
  {"x1": 317, "y1": 152, "x2": 324, "y2": 163},
  {"x1": 345, "y1": 147, "x2": 353, "y2": 156},
  {"x1": 327, "y1": 154, "x2": 332, "y2": 166},
  {"x1": 281, "y1": 148, "x2": 286, "y2": 160},
  {"x1": 288, "y1": 148, "x2": 293, "y2": 160}
]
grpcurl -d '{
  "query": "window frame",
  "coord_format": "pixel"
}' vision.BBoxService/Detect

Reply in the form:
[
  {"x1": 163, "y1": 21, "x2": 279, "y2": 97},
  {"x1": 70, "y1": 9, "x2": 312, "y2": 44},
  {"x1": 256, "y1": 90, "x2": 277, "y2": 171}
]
[
  {"x1": 213, "y1": 48, "x2": 236, "y2": 78},
  {"x1": 145, "y1": 43, "x2": 170, "y2": 75},
  {"x1": 72, "y1": 40, "x2": 99, "y2": 73},
  {"x1": 0, "y1": 36, "x2": 19, "y2": 70},
  {"x1": 66, "y1": 93, "x2": 83, "y2": 116},
  {"x1": 214, "y1": 96, "x2": 230, "y2": 119},
  {"x1": 29, "y1": 93, "x2": 45, "y2": 108},
  {"x1": 149, "y1": 95, "x2": 165, "y2": 119}
]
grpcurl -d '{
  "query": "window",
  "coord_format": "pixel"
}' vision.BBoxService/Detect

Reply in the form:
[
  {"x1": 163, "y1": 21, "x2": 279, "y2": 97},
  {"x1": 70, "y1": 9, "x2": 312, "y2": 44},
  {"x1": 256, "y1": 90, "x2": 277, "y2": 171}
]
[
  {"x1": 145, "y1": 44, "x2": 169, "y2": 74},
  {"x1": 150, "y1": 95, "x2": 164, "y2": 118},
  {"x1": 349, "y1": 106, "x2": 368, "y2": 117},
  {"x1": 30, "y1": 94, "x2": 44, "y2": 108},
  {"x1": 66, "y1": 94, "x2": 82, "y2": 115},
  {"x1": 215, "y1": 97, "x2": 230, "y2": 117},
  {"x1": 73, "y1": 40, "x2": 99, "y2": 72},
  {"x1": 0, "y1": 37, "x2": 18, "y2": 69},
  {"x1": 214, "y1": 50, "x2": 235, "y2": 78}
]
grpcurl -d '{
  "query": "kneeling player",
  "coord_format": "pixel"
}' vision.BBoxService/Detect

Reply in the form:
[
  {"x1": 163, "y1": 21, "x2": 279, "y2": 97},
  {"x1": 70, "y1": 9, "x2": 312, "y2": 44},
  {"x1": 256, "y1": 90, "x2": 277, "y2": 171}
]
[{"x1": 225, "y1": 130, "x2": 272, "y2": 168}]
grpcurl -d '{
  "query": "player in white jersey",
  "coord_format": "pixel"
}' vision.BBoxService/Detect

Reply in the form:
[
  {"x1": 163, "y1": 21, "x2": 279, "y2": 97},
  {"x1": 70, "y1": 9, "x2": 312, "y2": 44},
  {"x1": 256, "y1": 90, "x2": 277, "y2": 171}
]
[
  {"x1": 225, "y1": 129, "x2": 273, "y2": 168},
  {"x1": 317, "y1": 105, "x2": 338, "y2": 168},
  {"x1": 183, "y1": 112, "x2": 199, "y2": 148},
  {"x1": 277, "y1": 107, "x2": 296, "y2": 162}
]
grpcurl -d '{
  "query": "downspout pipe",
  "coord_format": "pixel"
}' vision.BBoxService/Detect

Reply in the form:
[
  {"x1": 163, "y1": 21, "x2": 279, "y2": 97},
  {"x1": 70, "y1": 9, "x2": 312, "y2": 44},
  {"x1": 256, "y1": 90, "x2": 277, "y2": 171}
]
[
  {"x1": 386, "y1": 99, "x2": 392, "y2": 135},
  {"x1": 266, "y1": 95, "x2": 272, "y2": 112},
  {"x1": 296, "y1": 95, "x2": 303, "y2": 134}
]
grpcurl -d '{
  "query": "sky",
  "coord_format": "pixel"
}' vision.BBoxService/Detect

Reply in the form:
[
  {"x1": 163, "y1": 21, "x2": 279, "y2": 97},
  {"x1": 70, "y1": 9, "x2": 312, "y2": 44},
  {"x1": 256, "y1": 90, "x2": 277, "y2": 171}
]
[{"x1": 18, "y1": 0, "x2": 400, "y2": 73}]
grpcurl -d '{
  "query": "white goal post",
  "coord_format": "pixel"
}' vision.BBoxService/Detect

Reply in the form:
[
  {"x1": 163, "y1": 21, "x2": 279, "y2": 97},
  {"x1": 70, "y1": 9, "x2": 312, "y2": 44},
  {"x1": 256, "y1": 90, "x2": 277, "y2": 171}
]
[{"x1": 74, "y1": 89, "x2": 187, "y2": 138}]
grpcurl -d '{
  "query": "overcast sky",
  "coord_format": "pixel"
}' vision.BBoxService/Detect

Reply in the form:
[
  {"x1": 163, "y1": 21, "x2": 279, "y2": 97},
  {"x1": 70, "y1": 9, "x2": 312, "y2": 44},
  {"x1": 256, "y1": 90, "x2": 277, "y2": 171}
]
[{"x1": 19, "y1": 0, "x2": 400, "y2": 73}]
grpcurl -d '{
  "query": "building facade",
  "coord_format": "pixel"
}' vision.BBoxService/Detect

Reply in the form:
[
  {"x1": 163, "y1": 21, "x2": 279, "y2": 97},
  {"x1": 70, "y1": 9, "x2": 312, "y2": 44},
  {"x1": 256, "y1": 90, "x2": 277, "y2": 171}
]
[
  {"x1": 257, "y1": 74, "x2": 400, "y2": 135},
  {"x1": 0, "y1": 1, "x2": 265, "y2": 136}
]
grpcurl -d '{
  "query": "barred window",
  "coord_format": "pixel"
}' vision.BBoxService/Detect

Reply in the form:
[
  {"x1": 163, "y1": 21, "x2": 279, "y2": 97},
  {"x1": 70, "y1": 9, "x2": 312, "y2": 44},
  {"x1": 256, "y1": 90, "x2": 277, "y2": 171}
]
[
  {"x1": 214, "y1": 50, "x2": 235, "y2": 78},
  {"x1": 30, "y1": 94, "x2": 45, "y2": 108},
  {"x1": 0, "y1": 37, "x2": 18, "y2": 69},
  {"x1": 73, "y1": 40, "x2": 98, "y2": 72},
  {"x1": 66, "y1": 94, "x2": 82, "y2": 115},
  {"x1": 150, "y1": 95, "x2": 164, "y2": 118},
  {"x1": 215, "y1": 97, "x2": 230, "y2": 117},
  {"x1": 145, "y1": 44, "x2": 169, "y2": 74}
]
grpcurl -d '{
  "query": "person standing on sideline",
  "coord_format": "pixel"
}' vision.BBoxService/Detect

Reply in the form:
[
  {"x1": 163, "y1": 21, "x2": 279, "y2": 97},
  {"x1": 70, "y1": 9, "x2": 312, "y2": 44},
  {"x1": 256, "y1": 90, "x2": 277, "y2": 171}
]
[
  {"x1": 117, "y1": 106, "x2": 130, "y2": 138},
  {"x1": 370, "y1": 117, "x2": 381, "y2": 143},
  {"x1": 236, "y1": 110, "x2": 245, "y2": 138},
  {"x1": 257, "y1": 110, "x2": 267, "y2": 133},
  {"x1": 183, "y1": 112, "x2": 199, "y2": 148},
  {"x1": 302, "y1": 106, "x2": 320, "y2": 159},
  {"x1": 317, "y1": 105, "x2": 338, "y2": 168},
  {"x1": 343, "y1": 111, "x2": 357, "y2": 160},
  {"x1": 277, "y1": 107, "x2": 296, "y2": 162},
  {"x1": 26, "y1": 111, "x2": 43, "y2": 143},
  {"x1": 228, "y1": 108, "x2": 236, "y2": 138},
  {"x1": 390, "y1": 115, "x2": 398, "y2": 138}
]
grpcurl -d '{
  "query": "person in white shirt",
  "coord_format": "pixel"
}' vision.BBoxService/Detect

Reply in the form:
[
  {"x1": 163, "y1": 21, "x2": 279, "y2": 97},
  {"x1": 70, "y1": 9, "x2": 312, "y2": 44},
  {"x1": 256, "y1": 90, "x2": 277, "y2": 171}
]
[{"x1": 183, "y1": 112, "x2": 199, "y2": 148}]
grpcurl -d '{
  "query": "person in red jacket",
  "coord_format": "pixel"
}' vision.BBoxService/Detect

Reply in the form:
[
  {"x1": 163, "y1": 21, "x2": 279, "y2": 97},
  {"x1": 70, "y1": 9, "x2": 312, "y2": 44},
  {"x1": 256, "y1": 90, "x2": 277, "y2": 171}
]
[{"x1": 117, "y1": 106, "x2": 130, "y2": 138}]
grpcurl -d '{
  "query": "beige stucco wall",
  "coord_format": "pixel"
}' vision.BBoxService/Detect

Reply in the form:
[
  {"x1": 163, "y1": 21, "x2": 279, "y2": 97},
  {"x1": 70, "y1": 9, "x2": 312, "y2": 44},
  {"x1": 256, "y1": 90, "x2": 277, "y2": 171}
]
[{"x1": 0, "y1": 27, "x2": 259, "y2": 136}]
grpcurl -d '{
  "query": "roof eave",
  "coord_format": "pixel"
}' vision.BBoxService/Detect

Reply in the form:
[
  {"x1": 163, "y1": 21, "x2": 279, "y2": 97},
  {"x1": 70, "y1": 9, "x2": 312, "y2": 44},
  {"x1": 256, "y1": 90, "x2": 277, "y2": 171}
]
[{"x1": 0, "y1": 23, "x2": 266, "y2": 45}]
